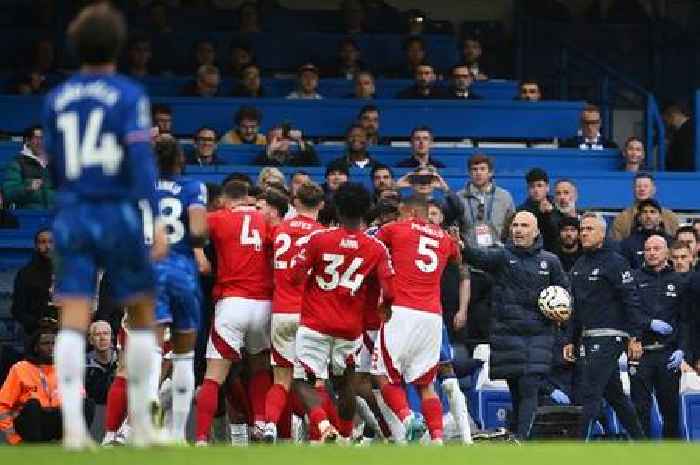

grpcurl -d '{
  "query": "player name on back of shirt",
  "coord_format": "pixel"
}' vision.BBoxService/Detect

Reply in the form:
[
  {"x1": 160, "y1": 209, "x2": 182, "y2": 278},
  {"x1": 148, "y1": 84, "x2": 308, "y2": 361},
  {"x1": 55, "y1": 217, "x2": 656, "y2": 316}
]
[
  {"x1": 340, "y1": 237, "x2": 359, "y2": 250},
  {"x1": 411, "y1": 222, "x2": 446, "y2": 239}
]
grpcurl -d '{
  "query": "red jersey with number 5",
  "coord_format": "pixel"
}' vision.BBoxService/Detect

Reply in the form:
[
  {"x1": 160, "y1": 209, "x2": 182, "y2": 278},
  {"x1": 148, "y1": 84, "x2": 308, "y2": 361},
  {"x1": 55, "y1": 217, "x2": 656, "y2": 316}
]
[
  {"x1": 272, "y1": 215, "x2": 323, "y2": 314},
  {"x1": 376, "y1": 218, "x2": 459, "y2": 314},
  {"x1": 293, "y1": 227, "x2": 394, "y2": 340},
  {"x1": 207, "y1": 206, "x2": 273, "y2": 301}
]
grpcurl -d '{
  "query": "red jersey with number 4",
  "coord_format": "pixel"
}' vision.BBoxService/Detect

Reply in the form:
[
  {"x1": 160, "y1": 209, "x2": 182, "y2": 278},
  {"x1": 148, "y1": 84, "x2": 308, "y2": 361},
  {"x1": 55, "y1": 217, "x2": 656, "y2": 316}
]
[
  {"x1": 376, "y1": 218, "x2": 459, "y2": 314},
  {"x1": 293, "y1": 227, "x2": 394, "y2": 340},
  {"x1": 207, "y1": 206, "x2": 273, "y2": 301},
  {"x1": 272, "y1": 215, "x2": 323, "y2": 314}
]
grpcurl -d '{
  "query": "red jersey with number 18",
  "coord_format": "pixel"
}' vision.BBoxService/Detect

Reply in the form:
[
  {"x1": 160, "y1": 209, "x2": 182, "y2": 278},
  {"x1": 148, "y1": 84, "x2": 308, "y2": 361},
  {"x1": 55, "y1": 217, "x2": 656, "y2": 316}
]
[
  {"x1": 207, "y1": 206, "x2": 273, "y2": 301},
  {"x1": 272, "y1": 215, "x2": 324, "y2": 314},
  {"x1": 376, "y1": 218, "x2": 459, "y2": 314},
  {"x1": 293, "y1": 227, "x2": 394, "y2": 340}
]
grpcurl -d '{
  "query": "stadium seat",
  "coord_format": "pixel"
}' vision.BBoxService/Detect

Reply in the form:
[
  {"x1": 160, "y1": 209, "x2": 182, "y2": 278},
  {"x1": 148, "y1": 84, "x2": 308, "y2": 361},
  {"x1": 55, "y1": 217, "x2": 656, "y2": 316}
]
[
  {"x1": 469, "y1": 344, "x2": 512, "y2": 430},
  {"x1": 680, "y1": 372, "x2": 700, "y2": 441}
]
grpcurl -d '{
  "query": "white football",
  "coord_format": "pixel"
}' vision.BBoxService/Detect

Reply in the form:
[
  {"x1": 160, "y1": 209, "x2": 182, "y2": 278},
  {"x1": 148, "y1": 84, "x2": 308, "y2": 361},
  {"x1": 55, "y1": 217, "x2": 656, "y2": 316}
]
[{"x1": 538, "y1": 285, "x2": 572, "y2": 322}]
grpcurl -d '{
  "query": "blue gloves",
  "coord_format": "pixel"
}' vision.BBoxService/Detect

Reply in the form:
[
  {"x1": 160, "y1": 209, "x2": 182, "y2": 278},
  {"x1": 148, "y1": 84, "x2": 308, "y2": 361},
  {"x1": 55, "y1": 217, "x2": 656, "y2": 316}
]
[
  {"x1": 550, "y1": 389, "x2": 571, "y2": 405},
  {"x1": 650, "y1": 319, "x2": 673, "y2": 335},
  {"x1": 667, "y1": 350, "x2": 684, "y2": 370}
]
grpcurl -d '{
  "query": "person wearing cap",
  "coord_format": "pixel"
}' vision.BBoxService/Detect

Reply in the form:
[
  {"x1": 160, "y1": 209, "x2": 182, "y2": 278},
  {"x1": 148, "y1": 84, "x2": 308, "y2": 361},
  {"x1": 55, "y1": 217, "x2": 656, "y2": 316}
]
[
  {"x1": 619, "y1": 198, "x2": 673, "y2": 269},
  {"x1": 611, "y1": 172, "x2": 679, "y2": 241},
  {"x1": 287, "y1": 64, "x2": 323, "y2": 99},
  {"x1": 554, "y1": 216, "x2": 582, "y2": 272},
  {"x1": 517, "y1": 168, "x2": 559, "y2": 252}
]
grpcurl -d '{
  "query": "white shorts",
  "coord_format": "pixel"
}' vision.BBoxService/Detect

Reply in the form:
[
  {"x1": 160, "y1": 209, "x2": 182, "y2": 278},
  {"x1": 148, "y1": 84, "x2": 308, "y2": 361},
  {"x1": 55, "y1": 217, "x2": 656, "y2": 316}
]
[
  {"x1": 294, "y1": 325, "x2": 361, "y2": 380},
  {"x1": 270, "y1": 313, "x2": 300, "y2": 368},
  {"x1": 357, "y1": 330, "x2": 379, "y2": 373},
  {"x1": 206, "y1": 297, "x2": 271, "y2": 360},
  {"x1": 371, "y1": 306, "x2": 442, "y2": 385}
]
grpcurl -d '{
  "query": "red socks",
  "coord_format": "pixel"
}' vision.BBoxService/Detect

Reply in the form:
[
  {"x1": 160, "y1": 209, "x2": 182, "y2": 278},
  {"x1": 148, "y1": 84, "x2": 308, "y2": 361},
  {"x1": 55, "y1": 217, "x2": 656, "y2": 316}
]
[
  {"x1": 248, "y1": 370, "x2": 272, "y2": 423},
  {"x1": 315, "y1": 385, "x2": 340, "y2": 428},
  {"x1": 104, "y1": 375, "x2": 127, "y2": 432},
  {"x1": 195, "y1": 378, "x2": 220, "y2": 441},
  {"x1": 264, "y1": 383, "x2": 288, "y2": 424},
  {"x1": 421, "y1": 397, "x2": 444, "y2": 440},
  {"x1": 337, "y1": 418, "x2": 354, "y2": 438},
  {"x1": 380, "y1": 383, "x2": 411, "y2": 421}
]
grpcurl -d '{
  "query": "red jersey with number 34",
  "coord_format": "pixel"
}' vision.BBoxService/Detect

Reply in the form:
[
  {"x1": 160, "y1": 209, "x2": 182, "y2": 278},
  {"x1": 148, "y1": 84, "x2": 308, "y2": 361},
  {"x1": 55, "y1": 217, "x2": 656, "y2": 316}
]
[
  {"x1": 207, "y1": 206, "x2": 273, "y2": 301},
  {"x1": 376, "y1": 218, "x2": 459, "y2": 314},
  {"x1": 293, "y1": 227, "x2": 394, "y2": 340},
  {"x1": 272, "y1": 215, "x2": 323, "y2": 313}
]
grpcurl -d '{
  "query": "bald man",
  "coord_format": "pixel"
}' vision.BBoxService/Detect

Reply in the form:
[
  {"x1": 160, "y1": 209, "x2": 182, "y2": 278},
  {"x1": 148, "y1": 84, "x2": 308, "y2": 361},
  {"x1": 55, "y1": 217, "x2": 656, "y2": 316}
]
[
  {"x1": 629, "y1": 235, "x2": 690, "y2": 438},
  {"x1": 463, "y1": 210, "x2": 568, "y2": 440},
  {"x1": 566, "y1": 212, "x2": 645, "y2": 439}
]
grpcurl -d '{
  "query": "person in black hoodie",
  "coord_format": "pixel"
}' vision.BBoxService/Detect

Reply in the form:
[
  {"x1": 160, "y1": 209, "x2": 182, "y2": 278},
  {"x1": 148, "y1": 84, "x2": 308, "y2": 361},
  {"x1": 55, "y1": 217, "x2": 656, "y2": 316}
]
[
  {"x1": 619, "y1": 198, "x2": 673, "y2": 269},
  {"x1": 517, "y1": 168, "x2": 558, "y2": 252},
  {"x1": 10, "y1": 228, "x2": 54, "y2": 337}
]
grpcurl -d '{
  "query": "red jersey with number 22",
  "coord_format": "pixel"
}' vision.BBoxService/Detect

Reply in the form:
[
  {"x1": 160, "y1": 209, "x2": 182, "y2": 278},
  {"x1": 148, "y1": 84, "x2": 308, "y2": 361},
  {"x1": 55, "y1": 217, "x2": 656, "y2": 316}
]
[
  {"x1": 272, "y1": 215, "x2": 323, "y2": 313},
  {"x1": 207, "y1": 206, "x2": 273, "y2": 301},
  {"x1": 376, "y1": 218, "x2": 459, "y2": 314},
  {"x1": 293, "y1": 227, "x2": 394, "y2": 340}
]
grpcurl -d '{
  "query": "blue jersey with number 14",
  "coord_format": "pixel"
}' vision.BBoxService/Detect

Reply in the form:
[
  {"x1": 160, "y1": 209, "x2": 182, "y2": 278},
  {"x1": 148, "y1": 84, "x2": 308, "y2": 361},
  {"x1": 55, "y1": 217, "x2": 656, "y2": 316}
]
[
  {"x1": 155, "y1": 175, "x2": 207, "y2": 257},
  {"x1": 42, "y1": 72, "x2": 157, "y2": 210}
]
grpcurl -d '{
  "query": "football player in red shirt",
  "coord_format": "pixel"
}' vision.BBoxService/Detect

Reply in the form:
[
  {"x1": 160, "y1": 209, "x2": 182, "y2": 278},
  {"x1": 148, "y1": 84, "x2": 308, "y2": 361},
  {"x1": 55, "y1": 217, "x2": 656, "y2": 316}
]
[
  {"x1": 262, "y1": 183, "x2": 325, "y2": 442},
  {"x1": 291, "y1": 183, "x2": 394, "y2": 442},
  {"x1": 371, "y1": 196, "x2": 462, "y2": 444},
  {"x1": 194, "y1": 180, "x2": 274, "y2": 445}
]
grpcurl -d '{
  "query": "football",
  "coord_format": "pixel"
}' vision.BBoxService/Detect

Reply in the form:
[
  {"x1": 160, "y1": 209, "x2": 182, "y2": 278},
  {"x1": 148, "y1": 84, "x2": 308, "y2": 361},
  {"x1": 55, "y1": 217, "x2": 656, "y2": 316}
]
[{"x1": 538, "y1": 286, "x2": 572, "y2": 322}]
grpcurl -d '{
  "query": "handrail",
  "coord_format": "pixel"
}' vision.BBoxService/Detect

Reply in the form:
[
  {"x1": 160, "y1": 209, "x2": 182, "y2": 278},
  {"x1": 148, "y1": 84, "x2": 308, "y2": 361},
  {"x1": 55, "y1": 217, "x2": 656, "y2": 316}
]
[{"x1": 559, "y1": 45, "x2": 666, "y2": 170}]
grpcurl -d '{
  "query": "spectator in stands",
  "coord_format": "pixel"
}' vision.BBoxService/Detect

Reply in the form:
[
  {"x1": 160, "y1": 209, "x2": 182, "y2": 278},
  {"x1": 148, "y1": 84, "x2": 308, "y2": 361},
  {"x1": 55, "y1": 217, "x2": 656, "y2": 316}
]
[
  {"x1": 694, "y1": 220, "x2": 700, "y2": 255},
  {"x1": 231, "y1": 63, "x2": 265, "y2": 97},
  {"x1": 238, "y1": 2, "x2": 261, "y2": 34},
  {"x1": 227, "y1": 41, "x2": 255, "y2": 79},
  {"x1": 459, "y1": 36, "x2": 488, "y2": 81},
  {"x1": 14, "y1": 38, "x2": 62, "y2": 95},
  {"x1": 663, "y1": 104, "x2": 694, "y2": 171},
  {"x1": 357, "y1": 105, "x2": 389, "y2": 145},
  {"x1": 396, "y1": 166, "x2": 464, "y2": 229},
  {"x1": 675, "y1": 226, "x2": 698, "y2": 270},
  {"x1": 554, "y1": 217, "x2": 582, "y2": 272},
  {"x1": 517, "y1": 168, "x2": 559, "y2": 251},
  {"x1": 340, "y1": 0, "x2": 367, "y2": 34},
  {"x1": 396, "y1": 126, "x2": 445, "y2": 168},
  {"x1": 396, "y1": 63, "x2": 447, "y2": 99},
  {"x1": 349, "y1": 71, "x2": 376, "y2": 99},
  {"x1": 10, "y1": 228, "x2": 54, "y2": 337},
  {"x1": 551, "y1": 178, "x2": 579, "y2": 230},
  {"x1": 194, "y1": 39, "x2": 217, "y2": 69},
  {"x1": 458, "y1": 153, "x2": 516, "y2": 247},
  {"x1": 389, "y1": 36, "x2": 427, "y2": 79},
  {"x1": 254, "y1": 125, "x2": 318, "y2": 166},
  {"x1": 329, "y1": 124, "x2": 378, "y2": 171},
  {"x1": 619, "y1": 198, "x2": 673, "y2": 269},
  {"x1": 186, "y1": 127, "x2": 221, "y2": 166},
  {"x1": 327, "y1": 37, "x2": 366, "y2": 79},
  {"x1": 257, "y1": 167, "x2": 287, "y2": 191},
  {"x1": 611, "y1": 172, "x2": 679, "y2": 240},
  {"x1": 290, "y1": 171, "x2": 311, "y2": 197},
  {"x1": 220, "y1": 106, "x2": 267, "y2": 145},
  {"x1": 0, "y1": 191, "x2": 18, "y2": 229},
  {"x1": 371, "y1": 164, "x2": 394, "y2": 201},
  {"x1": 447, "y1": 65, "x2": 480, "y2": 100},
  {"x1": 1, "y1": 125, "x2": 54, "y2": 209},
  {"x1": 124, "y1": 36, "x2": 153, "y2": 78},
  {"x1": 560, "y1": 105, "x2": 618, "y2": 150},
  {"x1": 181, "y1": 64, "x2": 221, "y2": 97},
  {"x1": 152, "y1": 104, "x2": 173, "y2": 135},
  {"x1": 670, "y1": 240, "x2": 694, "y2": 273},
  {"x1": 85, "y1": 321, "x2": 116, "y2": 407},
  {"x1": 0, "y1": 320, "x2": 83, "y2": 445},
  {"x1": 287, "y1": 64, "x2": 323, "y2": 99},
  {"x1": 519, "y1": 79, "x2": 542, "y2": 102},
  {"x1": 318, "y1": 161, "x2": 349, "y2": 225},
  {"x1": 622, "y1": 136, "x2": 645, "y2": 172}
]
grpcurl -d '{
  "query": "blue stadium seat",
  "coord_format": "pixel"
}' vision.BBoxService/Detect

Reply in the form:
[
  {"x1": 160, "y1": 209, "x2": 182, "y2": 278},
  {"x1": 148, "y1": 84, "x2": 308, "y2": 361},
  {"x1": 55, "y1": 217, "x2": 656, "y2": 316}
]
[{"x1": 681, "y1": 393, "x2": 700, "y2": 441}]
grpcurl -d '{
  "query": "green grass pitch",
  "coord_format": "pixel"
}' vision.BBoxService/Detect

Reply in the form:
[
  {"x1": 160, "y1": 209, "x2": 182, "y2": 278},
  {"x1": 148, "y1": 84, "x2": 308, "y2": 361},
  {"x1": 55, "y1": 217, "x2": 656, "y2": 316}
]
[{"x1": 0, "y1": 443, "x2": 699, "y2": 465}]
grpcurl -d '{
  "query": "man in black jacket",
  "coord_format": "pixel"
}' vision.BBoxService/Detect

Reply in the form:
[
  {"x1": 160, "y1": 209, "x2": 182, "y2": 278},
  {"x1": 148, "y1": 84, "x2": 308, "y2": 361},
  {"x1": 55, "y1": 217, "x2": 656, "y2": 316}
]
[
  {"x1": 463, "y1": 210, "x2": 568, "y2": 440},
  {"x1": 619, "y1": 198, "x2": 673, "y2": 269},
  {"x1": 396, "y1": 63, "x2": 448, "y2": 99},
  {"x1": 629, "y1": 235, "x2": 690, "y2": 438},
  {"x1": 564, "y1": 212, "x2": 645, "y2": 439},
  {"x1": 11, "y1": 228, "x2": 54, "y2": 337}
]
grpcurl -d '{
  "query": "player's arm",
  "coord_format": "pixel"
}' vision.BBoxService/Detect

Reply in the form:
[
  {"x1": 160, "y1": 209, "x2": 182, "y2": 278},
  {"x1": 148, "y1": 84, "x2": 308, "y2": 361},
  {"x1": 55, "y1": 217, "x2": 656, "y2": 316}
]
[
  {"x1": 454, "y1": 264, "x2": 470, "y2": 330},
  {"x1": 188, "y1": 182, "x2": 209, "y2": 248}
]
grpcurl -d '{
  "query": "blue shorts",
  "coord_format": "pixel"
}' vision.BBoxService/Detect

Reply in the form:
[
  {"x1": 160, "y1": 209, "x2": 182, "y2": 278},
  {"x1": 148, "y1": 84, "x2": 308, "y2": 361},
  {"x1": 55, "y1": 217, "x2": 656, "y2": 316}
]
[
  {"x1": 439, "y1": 323, "x2": 453, "y2": 364},
  {"x1": 52, "y1": 201, "x2": 154, "y2": 302},
  {"x1": 154, "y1": 253, "x2": 201, "y2": 331}
]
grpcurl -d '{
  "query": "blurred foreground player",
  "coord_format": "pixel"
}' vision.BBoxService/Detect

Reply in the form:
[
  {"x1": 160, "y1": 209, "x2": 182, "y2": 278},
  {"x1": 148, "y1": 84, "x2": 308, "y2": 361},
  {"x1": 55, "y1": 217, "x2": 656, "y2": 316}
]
[{"x1": 42, "y1": 4, "x2": 167, "y2": 449}]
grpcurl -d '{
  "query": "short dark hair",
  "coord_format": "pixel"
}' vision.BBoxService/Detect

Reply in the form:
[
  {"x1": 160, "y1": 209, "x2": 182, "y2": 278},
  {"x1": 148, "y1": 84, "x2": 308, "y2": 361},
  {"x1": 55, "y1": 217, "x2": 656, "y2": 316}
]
[
  {"x1": 334, "y1": 182, "x2": 371, "y2": 221},
  {"x1": 68, "y1": 3, "x2": 126, "y2": 65},
  {"x1": 676, "y1": 225, "x2": 698, "y2": 241},
  {"x1": 624, "y1": 136, "x2": 643, "y2": 148},
  {"x1": 410, "y1": 125, "x2": 432, "y2": 139},
  {"x1": 468, "y1": 153, "x2": 493, "y2": 171},
  {"x1": 234, "y1": 106, "x2": 262, "y2": 125},
  {"x1": 325, "y1": 161, "x2": 349, "y2": 178},
  {"x1": 519, "y1": 78, "x2": 540, "y2": 88},
  {"x1": 403, "y1": 36, "x2": 425, "y2": 50},
  {"x1": 583, "y1": 103, "x2": 600, "y2": 114},
  {"x1": 296, "y1": 182, "x2": 325, "y2": 208},
  {"x1": 195, "y1": 126, "x2": 218, "y2": 139},
  {"x1": 634, "y1": 171, "x2": 655, "y2": 183},
  {"x1": 262, "y1": 188, "x2": 289, "y2": 218},
  {"x1": 154, "y1": 139, "x2": 182, "y2": 175},
  {"x1": 222, "y1": 180, "x2": 249, "y2": 201},
  {"x1": 152, "y1": 103, "x2": 171, "y2": 117},
  {"x1": 346, "y1": 123, "x2": 366, "y2": 136},
  {"x1": 358, "y1": 104, "x2": 379, "y2": 118},
  {"x1": 339, "y1": 37, "x2": 359, "y2": 51},
  {"x1": 371, "y1": 163, "x2": 394, "y2": 179},
  {"x1": 34, "y1": 227, "x2": 51, "y2": 244},
  {"x1": 23, "y1": 125, "x2": 41, "y2": 142},
  {"x1": 401, "y1": 195, "x2": 429, "y2": 217},
  {"x1": 670, "y1": 240, "x2": 692, "y2": 252},
  {"x1": 525, "y1": 167, "x2": 549, "y2": 185},
  {"x1": 222, "y1": 172, "x2": 253, "y2": 187}
]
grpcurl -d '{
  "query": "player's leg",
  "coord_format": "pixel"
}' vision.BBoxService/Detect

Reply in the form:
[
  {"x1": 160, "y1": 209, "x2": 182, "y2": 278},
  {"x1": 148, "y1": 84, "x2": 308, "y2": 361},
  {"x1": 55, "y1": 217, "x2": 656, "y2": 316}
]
[
  {"x1": 330, "y1": 337, "x2": 362, "y2": 439},
  {"x1": 354, "y1": 331, "x2": 391, "y2": 439},
  {"x1": 264, "y1": 314, "x2": 298, "y2": 442},
  {"x1": 102, "y1": 350, "x2": 128, "y2": 445},
  {"x1": 244, "y1": 299, "x2": 273, "y2": 439},
  {"x1": 438, "y1": 325, "x2": 472, "y2": 444}
]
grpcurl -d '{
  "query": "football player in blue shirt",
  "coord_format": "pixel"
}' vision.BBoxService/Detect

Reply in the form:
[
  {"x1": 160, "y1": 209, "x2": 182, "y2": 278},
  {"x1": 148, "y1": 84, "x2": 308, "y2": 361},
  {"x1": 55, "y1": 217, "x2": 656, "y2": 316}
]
[
  {"x1": 152, "y1": 138, "x2": 208, "y2": 442},
  {"x1": 42, "y1": 4, "x2": 168, "y2": 449}
]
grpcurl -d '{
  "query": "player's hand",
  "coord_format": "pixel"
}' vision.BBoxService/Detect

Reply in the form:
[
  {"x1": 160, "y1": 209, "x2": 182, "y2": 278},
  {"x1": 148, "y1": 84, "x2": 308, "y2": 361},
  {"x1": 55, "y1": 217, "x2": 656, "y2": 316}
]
[
  {"x1": 378, "y1": 301, "x2": 392, "y2": 322},
  {"x1": 539, "y1": 198, "x2": 553, "y2": 214},
  {"x1": 432, "y1": 172, "x2": 450, "y2": 192},
  {"x1": 27, "y1": 178, "x2": 42, "y2": 191},
  {"x1": 563, "y1": 344, "x2": 575, "y2": 363},
  {"x1": 150, "y1": 222, "x2": 169, "y2": 261},
  {"x1": 627, "y1": 337, "x2": 643, "y2": 361},
  {"x1": 453, "y1": 310, "x2": 467, "y2": 330},
  {"x1": 680, "y1": 361, "x2": 694, "y2": 373},
  {"x1": 194, "y1": 248, "x2": 211, "y2": 274},
  {"x1": 395, "y1": 173, "x2": 411, "y2": 189}
]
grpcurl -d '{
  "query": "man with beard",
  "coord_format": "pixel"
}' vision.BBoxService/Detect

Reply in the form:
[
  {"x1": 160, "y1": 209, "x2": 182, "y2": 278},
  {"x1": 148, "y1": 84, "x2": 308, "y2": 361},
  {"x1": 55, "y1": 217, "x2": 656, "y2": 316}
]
[
  {"x1": 396, "y1": 63, "x2": 448, "y2": 99},
  {"x1": 554, "y1": 217, "x2": 582, "y2": 272}
]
